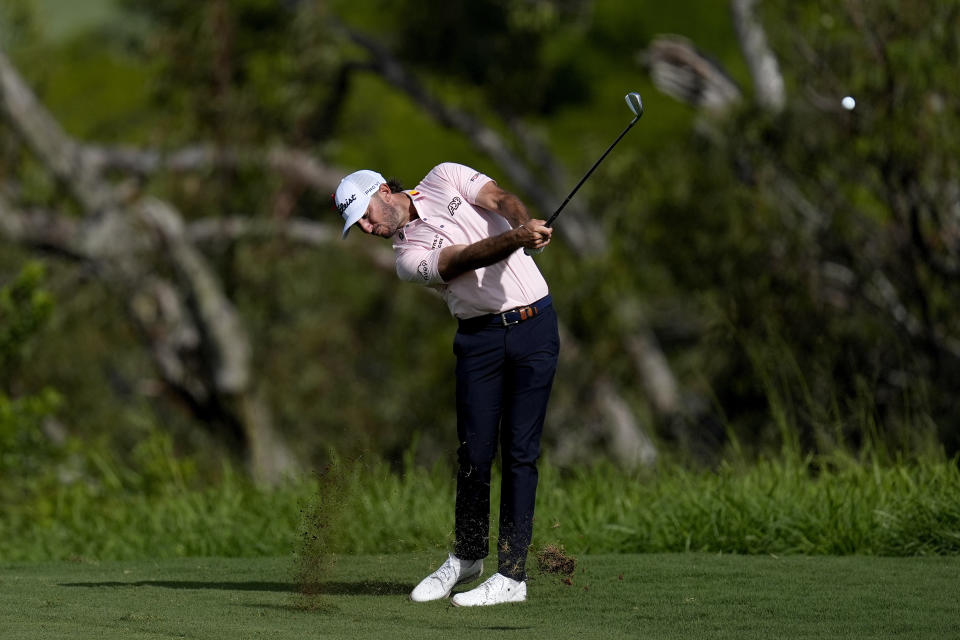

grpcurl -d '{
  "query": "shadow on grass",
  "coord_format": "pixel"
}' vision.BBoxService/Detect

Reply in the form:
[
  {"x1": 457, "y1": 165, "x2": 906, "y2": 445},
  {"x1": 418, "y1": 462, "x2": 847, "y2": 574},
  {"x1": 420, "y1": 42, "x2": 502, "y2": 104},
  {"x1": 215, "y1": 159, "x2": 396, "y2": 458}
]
[
  {"x1": 249, "y1": 602, "x2": 536, "y2": 629},
  {"x1": 58, "y1": 580, "x2": 410, "y2": 596}
]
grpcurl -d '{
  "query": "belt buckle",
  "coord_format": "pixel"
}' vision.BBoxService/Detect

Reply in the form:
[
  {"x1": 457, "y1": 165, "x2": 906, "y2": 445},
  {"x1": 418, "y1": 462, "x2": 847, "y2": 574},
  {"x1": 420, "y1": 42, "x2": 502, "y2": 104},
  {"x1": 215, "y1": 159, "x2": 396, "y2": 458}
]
[{"x1": 500, "y1": 305, "x2": 538, "y2": 326}]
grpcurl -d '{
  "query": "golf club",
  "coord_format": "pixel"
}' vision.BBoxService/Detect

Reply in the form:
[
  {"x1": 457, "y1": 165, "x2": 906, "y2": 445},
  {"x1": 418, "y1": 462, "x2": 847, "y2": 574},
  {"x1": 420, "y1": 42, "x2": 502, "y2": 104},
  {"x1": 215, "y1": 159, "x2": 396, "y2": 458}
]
[{"x1": 525, "y1": 91, "x2": 644, "y2": 255}]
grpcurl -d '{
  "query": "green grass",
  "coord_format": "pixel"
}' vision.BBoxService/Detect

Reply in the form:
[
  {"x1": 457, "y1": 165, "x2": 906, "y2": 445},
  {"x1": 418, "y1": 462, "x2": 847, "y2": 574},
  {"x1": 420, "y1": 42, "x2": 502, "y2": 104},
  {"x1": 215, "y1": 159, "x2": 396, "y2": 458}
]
[
  {"x1": 2, "y1": 554, "x2": 958, "y2": 639},
  {"x1": 3, "y1": 453, "x2": 960, "y2": 562}
]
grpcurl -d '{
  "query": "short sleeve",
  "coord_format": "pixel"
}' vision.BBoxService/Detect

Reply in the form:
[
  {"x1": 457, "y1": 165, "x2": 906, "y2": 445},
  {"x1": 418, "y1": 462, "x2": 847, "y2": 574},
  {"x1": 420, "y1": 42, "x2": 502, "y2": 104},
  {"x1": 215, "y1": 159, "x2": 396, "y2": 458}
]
[
  {"x1": 396, "y1": 245, "x2": 444, "y2": 285},
  {"x1": 430, "y1": 163, "x2": 494, "y2": 205}
]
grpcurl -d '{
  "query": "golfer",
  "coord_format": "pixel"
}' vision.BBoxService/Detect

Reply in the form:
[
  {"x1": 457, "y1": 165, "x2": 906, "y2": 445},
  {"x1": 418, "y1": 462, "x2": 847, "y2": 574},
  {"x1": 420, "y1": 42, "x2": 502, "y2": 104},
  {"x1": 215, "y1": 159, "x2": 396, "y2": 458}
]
[{"x1": 336, "y1": 162, "x2": 559, "y2": 606}]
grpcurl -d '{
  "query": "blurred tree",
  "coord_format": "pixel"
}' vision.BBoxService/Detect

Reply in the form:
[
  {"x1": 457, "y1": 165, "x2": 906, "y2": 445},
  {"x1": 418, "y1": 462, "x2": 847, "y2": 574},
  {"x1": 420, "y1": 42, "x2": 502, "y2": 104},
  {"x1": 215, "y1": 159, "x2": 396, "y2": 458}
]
[
  {"x1": 633, "y1": 0, "x2": 960, "y2": 455},
  {"x1": 0, "y1": 46, "x2": 297, "y2": 484},
  {"x1": 83, "y1": 0, "x2": 671, "y2": 468},
  {"x1": 384, "y1": 0, "x2": 592, "y2": 116},
  {"x1": 4, "y1": 0, "x2": 957, "y2": 481}
]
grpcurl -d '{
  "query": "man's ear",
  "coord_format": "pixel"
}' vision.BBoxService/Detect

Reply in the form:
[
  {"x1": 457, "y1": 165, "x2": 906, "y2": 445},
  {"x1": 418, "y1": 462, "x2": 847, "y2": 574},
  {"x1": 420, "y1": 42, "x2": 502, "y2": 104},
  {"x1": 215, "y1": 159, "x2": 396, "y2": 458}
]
[{"x1": 379, "y1": 183, "x2": 392, "y2": 196}]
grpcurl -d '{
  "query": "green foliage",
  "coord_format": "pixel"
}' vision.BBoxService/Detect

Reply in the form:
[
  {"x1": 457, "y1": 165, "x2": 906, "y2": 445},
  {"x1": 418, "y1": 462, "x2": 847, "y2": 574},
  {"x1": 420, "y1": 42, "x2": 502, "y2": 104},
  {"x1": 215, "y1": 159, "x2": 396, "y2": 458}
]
[
  {"x1": 542, "y1": 453, "x2": 960, "y2": 556},
  {"x1": 745, "y1": 3, "x2": 960, "y2": 453},
  {"x1": 0, "y1": 387, "x2": 61, "y2": 479},
  {"x1": 0, "y1": 262, "x2": 63, "y2": 498},
  {"x1": 109, "y1": 0, "x2": 344, "y2": 220},
  {"x1": 6, "y1": 0, "x2": 960, "y2": 477},
  {"x1": 232, "y1": 242, "x2": 457, "y2": 461},
  {"x1": 0, "y1": 261, "x2": 53, "y2": 380},
  {"x1": 1, "y1": 431, "x2": 283, "y2": 561},
  {"x1": 0, "y1": 0, "x2": 38, "y2": 49},
  {"x1": 118, "y1": 0, "x2": 340, "y2": 142},
  {"x1": 583, "y1": 1, "x2": 960, "y2": 458},
  {"x1": 2, "y1": 445, "x2": 958, "y2": 562},
  {"x1": 379, "y1": 0, "x2": 592, "y2": 115}
]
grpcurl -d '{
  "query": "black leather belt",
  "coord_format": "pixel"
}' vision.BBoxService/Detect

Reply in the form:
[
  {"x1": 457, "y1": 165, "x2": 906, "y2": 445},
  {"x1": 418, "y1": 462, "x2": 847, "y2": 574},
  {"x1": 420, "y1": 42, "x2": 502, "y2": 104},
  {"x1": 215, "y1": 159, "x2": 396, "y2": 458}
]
[{"x1": 458, "y1": 295, "x2": 552, "y2": 330}]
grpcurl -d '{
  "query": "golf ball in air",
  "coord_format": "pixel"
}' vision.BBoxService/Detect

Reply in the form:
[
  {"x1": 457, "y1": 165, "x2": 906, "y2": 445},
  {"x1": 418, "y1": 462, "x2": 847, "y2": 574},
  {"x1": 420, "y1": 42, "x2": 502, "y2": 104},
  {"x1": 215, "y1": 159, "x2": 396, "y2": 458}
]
[{"x1": 841, "y1": 96, "x2": 856, "y2": 110}]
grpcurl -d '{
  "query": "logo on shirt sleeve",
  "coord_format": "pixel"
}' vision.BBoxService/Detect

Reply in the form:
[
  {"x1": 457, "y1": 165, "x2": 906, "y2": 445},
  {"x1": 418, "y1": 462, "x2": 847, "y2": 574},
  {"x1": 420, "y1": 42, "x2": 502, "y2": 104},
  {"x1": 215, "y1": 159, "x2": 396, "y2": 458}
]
[
  {"x1": 418, "y1": 260, "x2": 430, "y2": 281},
  {"x1": 447, "y1": 196, "x2": 462, "y2": 215}
]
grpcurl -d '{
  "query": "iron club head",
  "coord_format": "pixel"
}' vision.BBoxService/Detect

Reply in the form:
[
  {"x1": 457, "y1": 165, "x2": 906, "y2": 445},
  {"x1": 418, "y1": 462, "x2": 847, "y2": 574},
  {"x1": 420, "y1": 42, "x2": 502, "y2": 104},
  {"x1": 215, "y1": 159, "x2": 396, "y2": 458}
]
[{"x1": 625, "y1": 92, "x2": 644, "y2": 118}]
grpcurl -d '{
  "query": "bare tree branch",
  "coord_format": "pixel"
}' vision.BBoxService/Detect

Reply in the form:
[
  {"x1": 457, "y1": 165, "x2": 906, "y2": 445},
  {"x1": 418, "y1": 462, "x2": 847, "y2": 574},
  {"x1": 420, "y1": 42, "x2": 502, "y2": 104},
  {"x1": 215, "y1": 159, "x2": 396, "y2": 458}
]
[
  {"x1": 137, "y1": 197, "x2": 250, "y2": 392},
  {"x1": 731, "y1": 0, "x2": 786, "y2": 112},
  {"x1": 0, "y1": 197, "x2": 87, "y2": 260},
  {"x1": 0, "y1": 52, "x2": 110, "y2": 213},
  {"x1": 78, "y1": 144, "x2": 344, "y2": 193},
  {"x1": 0, "y1": 47, "x2": 297, "y2": 484},
  {"x1": 642, "y1": 36, "x2": 742, "y2": 113},
  {"x1": 187, "y1": 216, "x2": 397, "y2": 272}
]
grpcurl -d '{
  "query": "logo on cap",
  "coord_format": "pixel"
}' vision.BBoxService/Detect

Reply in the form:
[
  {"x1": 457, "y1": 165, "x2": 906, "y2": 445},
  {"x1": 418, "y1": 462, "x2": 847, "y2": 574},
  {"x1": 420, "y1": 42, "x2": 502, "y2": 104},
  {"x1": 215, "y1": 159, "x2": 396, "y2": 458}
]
[{"x1": 337, "y1": 194, "x2": 357, "y2": 215}]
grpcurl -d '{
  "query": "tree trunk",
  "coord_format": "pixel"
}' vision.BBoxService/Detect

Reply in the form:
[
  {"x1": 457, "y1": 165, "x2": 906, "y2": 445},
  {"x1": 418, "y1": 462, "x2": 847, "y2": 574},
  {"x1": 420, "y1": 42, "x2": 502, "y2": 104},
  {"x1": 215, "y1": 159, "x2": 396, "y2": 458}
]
[{"x1": 0, "y1": 48, "x2": 297, "y2": 484}]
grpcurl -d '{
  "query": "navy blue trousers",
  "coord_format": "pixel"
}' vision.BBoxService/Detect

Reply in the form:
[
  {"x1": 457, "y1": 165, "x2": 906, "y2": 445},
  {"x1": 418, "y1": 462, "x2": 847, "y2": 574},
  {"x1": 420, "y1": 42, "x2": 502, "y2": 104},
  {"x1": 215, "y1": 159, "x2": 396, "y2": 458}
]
[{"x1": 452, "y1": 296, "x2": 559, "y2": 581}]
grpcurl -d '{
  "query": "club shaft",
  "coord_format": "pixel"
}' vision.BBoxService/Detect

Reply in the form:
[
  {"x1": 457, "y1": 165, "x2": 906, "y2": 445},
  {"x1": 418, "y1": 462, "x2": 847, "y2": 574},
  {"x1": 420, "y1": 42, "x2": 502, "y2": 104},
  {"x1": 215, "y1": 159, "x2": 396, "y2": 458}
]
[{"x1": 545, "y1": 114, "x2": 640, "y2": 227}]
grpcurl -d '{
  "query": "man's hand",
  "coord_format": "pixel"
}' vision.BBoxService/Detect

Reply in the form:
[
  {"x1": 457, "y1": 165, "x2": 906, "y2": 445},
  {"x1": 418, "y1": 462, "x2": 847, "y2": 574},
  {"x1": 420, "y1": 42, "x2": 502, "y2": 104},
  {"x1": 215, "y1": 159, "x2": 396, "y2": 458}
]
[
  {"x1": 516, "y1": 219, "x2": 552, "y2": 252},
  {"x1": 438, "y1": 219, "x2": 551, "y2": 281},
  {"x1": 436, "y1": 181, "x2": 552, "y2": 280}
]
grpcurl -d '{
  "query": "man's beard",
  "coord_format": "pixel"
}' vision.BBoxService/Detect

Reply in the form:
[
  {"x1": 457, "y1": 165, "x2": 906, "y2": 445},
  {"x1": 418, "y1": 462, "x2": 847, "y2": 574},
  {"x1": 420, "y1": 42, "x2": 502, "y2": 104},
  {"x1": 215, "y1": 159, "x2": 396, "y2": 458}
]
[{"x1": 375, "y1": 199, "x2": 405, "y2": 237}]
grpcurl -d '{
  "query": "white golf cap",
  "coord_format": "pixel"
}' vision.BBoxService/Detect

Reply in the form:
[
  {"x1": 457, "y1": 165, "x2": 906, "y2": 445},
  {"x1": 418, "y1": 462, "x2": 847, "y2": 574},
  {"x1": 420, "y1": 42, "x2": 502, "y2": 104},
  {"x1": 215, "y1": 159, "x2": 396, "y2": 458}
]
[{"x1": 335, "y1": 169, "x2": 386, "y2": 239}]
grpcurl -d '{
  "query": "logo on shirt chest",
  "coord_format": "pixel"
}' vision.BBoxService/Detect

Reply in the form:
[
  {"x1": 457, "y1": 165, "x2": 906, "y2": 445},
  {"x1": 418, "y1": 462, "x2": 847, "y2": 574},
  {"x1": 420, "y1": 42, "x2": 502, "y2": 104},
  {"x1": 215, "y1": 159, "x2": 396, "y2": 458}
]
[{"x1": 447, "y1": 196, "x2": 462, "y2": 215}]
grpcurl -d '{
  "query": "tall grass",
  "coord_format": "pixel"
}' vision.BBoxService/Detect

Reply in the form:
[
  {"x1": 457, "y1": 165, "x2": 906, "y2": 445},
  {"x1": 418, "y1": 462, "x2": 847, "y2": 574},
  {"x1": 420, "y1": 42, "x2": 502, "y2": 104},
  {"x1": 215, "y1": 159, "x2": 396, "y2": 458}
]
[
  {"x1": 535, "y1": 452, "x2": 960, "y2": 556},
  {"x1": 2, "y1": 442, "x2": 958, "y2": 562}
]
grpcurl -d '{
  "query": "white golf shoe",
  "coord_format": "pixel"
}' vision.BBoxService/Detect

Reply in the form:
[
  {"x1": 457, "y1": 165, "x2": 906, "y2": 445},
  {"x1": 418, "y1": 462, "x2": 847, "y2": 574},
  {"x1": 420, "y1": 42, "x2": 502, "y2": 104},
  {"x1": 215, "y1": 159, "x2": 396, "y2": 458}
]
[
  {"x1": 451, "y1": 572, "x2": 526, "y2": 607},
  {"x1": 409, "y1": 553, "x2": 483, "y2": 602}
]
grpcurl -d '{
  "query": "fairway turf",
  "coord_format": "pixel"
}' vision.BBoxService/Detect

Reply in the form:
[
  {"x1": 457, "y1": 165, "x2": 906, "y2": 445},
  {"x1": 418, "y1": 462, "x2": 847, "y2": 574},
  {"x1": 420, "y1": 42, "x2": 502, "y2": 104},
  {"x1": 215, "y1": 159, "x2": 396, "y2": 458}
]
[{"x1": 1, "y1": 553, "x2": 958, "y2": 639}]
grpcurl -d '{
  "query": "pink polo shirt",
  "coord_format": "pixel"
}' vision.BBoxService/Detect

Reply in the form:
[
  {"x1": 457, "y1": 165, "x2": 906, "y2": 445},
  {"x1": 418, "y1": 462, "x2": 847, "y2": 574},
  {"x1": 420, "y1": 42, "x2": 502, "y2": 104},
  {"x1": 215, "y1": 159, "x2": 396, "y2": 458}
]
[{"x1": 393, "y1": 162, "x2": 549, "y2": 319}]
